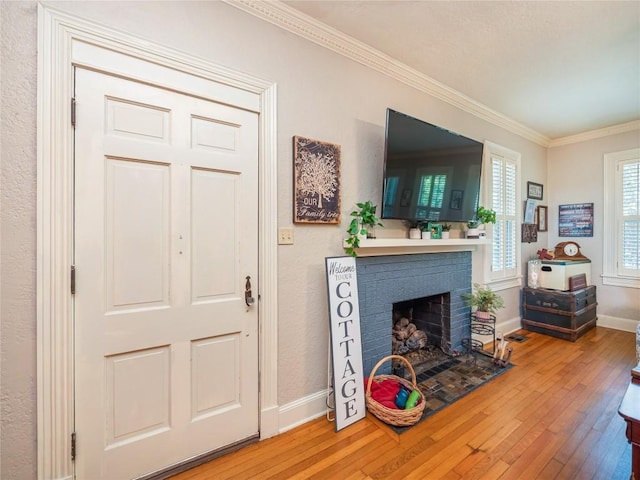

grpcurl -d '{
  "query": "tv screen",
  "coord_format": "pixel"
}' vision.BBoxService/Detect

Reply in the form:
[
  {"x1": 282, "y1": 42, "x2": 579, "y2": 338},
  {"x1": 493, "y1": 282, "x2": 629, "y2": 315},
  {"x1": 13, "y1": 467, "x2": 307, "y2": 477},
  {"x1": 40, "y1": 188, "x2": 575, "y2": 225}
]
[{"x1": 381, "y1": 108, "x2": 483, "y2": 224}]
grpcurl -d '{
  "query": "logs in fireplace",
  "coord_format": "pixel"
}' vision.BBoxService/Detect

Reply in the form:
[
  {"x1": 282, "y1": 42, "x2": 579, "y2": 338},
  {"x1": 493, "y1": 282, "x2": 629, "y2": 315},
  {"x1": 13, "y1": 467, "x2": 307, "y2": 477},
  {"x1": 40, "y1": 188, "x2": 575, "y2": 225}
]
[{"x1": 391, "y1": 294, "x2": 452, "y2": 376}]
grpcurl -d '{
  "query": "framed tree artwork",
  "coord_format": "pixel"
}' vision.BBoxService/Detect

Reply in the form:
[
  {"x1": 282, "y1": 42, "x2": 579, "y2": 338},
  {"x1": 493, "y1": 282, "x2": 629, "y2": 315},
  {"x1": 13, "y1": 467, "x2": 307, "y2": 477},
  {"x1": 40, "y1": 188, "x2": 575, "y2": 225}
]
[{"x1": 293, "y1": 136, "x2": 341, "y2": 223}]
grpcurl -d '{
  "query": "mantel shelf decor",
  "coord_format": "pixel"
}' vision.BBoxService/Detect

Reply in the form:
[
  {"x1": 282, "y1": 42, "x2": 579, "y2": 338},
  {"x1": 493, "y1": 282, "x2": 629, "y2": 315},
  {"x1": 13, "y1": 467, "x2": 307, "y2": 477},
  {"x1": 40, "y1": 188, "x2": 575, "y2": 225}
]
[{"x1": 342, "y1": 237, "x2": 492, "y2": 257}]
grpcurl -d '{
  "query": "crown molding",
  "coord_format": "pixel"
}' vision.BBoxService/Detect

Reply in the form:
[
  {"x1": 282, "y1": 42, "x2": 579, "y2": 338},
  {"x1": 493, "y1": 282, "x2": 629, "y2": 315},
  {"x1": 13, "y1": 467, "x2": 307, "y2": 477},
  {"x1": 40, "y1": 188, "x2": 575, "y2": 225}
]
[
  {"x1": 225, "y1": 0, "x2": 551, "y2": 147},
  {"x1": 549, "y1": 120, "x2": 640, "y2": 147}
]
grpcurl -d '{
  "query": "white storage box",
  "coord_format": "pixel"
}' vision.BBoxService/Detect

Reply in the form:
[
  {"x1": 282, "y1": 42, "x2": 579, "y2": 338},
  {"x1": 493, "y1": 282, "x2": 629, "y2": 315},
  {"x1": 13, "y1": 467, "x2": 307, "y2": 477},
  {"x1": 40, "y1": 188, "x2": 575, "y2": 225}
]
[{"x1": 540, "y1": 260, "x2": 591, "y2": 291}]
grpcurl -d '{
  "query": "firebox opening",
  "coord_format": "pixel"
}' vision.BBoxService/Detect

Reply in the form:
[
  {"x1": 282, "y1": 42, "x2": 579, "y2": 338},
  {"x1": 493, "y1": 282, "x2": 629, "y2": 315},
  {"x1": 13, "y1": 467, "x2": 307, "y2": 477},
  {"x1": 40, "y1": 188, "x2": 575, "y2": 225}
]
[{"x1": 392, "y1": 293, "x2": 452, "y2": 376}]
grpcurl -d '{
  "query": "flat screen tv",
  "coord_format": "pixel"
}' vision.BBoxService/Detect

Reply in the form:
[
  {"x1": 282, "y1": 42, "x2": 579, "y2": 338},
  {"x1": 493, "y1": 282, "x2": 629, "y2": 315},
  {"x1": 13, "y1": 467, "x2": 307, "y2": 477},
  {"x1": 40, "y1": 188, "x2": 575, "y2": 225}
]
[{"x1": 381, "y1": 108, "x2": 484, "y2": 224}]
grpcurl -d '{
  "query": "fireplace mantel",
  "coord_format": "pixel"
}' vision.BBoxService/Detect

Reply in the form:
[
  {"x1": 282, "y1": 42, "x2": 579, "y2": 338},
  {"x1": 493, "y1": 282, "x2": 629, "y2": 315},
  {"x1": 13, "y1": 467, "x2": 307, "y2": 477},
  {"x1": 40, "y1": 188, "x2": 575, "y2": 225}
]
[{"x1": 343, "y1": 237, "x2": 492, "y2": 257}]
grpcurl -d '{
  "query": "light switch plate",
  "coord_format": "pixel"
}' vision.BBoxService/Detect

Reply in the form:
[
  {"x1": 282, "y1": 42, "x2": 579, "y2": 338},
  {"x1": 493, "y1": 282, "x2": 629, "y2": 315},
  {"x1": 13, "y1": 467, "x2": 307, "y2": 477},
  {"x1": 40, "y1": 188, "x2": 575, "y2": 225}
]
[{"x1": 278, "y1": 227, "x2": 294, "y2": 245}]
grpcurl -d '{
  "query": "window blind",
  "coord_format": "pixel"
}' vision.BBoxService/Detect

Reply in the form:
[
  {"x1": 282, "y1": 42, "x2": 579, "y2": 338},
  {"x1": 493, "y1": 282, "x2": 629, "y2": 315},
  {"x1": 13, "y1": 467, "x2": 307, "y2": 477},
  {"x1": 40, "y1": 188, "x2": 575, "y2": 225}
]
[
  {"x1": 491, "y1": 156, "x2": 517, "y2": 276},
  {"x1": 621, "y1": 161, "x2": 640, "y2": 274}
]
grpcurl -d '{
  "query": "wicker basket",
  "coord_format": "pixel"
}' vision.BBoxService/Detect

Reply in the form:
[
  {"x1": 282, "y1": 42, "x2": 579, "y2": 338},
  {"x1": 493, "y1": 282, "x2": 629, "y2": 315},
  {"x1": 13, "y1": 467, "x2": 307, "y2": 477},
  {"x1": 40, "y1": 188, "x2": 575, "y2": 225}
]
[{"x1": 365, "y1": 355, "x2": 426, "y2": 426}]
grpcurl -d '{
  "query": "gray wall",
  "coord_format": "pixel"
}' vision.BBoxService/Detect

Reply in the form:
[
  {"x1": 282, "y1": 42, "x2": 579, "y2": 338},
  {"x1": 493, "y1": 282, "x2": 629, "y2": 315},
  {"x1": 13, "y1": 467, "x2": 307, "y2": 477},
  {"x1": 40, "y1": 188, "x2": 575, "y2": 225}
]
[
  {"x1": 5, "y1": 1, "x2": 633, "y2": 478},
  {"x1": 1, "y1": 2, "x2": 39, "y2": 479}
]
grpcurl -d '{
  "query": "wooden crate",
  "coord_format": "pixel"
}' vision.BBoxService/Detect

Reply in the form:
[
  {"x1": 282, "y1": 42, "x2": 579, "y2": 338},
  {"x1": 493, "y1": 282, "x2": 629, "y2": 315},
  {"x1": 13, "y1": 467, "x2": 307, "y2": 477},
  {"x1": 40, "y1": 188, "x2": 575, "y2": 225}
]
[{"x1": 522, "y1": 286, "x2": 597, "y2": 342}]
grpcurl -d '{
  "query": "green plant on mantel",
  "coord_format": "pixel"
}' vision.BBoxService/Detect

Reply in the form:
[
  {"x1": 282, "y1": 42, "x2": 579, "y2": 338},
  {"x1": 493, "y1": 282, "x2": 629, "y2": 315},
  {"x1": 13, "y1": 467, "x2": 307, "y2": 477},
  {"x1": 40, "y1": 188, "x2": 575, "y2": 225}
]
[
  {"x1": 477, "y1": 206, "x2": 497, "y2": 225},
  {"x1": 467, "y1": 206, "x2": 497, "y2": 229},
  {"x1": 345, "y1": 201, "x2": 383, "y2": 257}
]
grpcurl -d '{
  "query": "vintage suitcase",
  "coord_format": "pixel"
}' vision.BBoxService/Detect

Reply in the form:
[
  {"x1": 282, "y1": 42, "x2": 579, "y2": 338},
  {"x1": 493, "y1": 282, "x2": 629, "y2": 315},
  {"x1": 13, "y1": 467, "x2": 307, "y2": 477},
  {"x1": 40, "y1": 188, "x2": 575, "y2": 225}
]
[{"x1": 522, "y1": 286, "x2": 597, "y2": 341}]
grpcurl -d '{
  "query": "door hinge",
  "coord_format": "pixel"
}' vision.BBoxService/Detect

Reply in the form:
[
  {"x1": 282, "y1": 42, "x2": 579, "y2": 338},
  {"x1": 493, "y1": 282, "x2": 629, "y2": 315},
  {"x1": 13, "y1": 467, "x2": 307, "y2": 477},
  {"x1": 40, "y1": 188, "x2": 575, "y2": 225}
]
[
  {"x1": 70, "y1": 265, "x2": 76, "y2": 295},
  {"x1": 71, "y1": 432, "x2": 76, "y2": 461},
  {"x1": 71, "y1": 97, "x2": 76, "y2": 127}
]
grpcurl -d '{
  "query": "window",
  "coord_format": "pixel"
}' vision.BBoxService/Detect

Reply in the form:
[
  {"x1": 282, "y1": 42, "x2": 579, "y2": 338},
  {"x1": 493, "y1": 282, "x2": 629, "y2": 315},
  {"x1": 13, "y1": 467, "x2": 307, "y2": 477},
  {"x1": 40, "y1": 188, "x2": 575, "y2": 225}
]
[
  {"x1": 483, "y1": 142, "x2": 521, "y2": 289},
  {"x1": 603, "y1": 148, "x2": 640, "y2": 288}
]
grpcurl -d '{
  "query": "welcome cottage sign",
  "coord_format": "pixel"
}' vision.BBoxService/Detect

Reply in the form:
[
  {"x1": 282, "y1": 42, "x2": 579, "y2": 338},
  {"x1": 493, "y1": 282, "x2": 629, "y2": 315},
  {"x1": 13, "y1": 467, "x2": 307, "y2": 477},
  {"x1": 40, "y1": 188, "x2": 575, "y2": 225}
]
[{"x1": 325, "y1": 256, "x2": 365, "y2": 431}]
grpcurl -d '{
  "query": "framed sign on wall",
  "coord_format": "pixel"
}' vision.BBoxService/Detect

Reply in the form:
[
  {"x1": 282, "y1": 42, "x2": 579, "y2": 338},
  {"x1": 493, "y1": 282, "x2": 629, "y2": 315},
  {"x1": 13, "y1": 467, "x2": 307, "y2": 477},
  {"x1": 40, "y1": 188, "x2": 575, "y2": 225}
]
[
  {"x1": 294, "y1": 136, "x2": 341, "y2": 224},
  {"x1": 559, "y1": 203, "x2": 594, "y2": 237},
  {"x1": 524, "y1": 199, "x2": 536, "y2": 224},
  {"x1": 522, "y1": 223, "x2": 538, "y2": 243},
  {"x1": 537, "y1": 206, "x2": 548, "y2": 232},
  {"x1": 527, "y1": 181, "x2": 544, "y2": 200}
]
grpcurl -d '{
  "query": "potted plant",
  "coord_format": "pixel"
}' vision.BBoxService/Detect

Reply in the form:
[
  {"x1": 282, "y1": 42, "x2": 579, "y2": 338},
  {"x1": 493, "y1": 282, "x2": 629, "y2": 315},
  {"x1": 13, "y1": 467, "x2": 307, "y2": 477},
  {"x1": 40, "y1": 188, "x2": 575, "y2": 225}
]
[
  {"x1": 442, "y1": 223, "x2": 452, "y2": 239},
  {"x1": 466, "y1": 219, "x2": 480, "y2": 238},
  {"x1": 420, "y1": 222, "x2": 431, "y2": 240},
  {"x1": 345, "y1": 201, "x2": 383, "y2": 257},
  {"x1": 467, "y1": 206, "x2": 497, "y2": 238},
  {"x1": 407, "y1": 221, "x2": 421, "y2": 239},
  {"x1": 463, "y1": 283, "x2": 505, "y2": 319},
  {"x1": 476, "y1": 206, "x2": 497, "y2": 225}
]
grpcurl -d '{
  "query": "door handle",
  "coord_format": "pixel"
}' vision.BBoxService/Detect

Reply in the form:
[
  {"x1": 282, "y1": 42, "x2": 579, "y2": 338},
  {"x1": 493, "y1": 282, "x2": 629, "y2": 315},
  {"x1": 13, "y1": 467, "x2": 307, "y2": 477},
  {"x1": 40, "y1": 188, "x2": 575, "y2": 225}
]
[{"x1": 245, "y1": 276, "x2": 255, "y2": 307}]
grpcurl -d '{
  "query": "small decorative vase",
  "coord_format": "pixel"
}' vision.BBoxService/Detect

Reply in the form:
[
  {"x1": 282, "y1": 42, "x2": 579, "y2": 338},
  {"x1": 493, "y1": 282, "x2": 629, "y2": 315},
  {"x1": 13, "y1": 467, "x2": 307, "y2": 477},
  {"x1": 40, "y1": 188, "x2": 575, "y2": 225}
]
[
  {"x1": 409, "y1": 228, "x2": 421, "y2": 239},
  {"x1": 421, "y1": 231, "x2": 431, "y2": 240},
  {"x1": 528, "y1": 259, "x2": 541, "y2": 289},
  {"x1": 366, "y1": 226, "x2": 376, "y2": 239},
  {"x1": 442, "y1": 231, "x2": 450, "y2": 239}
]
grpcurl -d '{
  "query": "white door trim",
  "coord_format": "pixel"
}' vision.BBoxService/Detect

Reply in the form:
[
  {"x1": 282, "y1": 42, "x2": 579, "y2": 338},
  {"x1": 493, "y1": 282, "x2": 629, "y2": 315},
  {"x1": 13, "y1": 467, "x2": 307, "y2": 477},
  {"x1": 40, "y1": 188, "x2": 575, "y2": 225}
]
[{"x1": 36, "y1": 5, "x2": 278, "y2": 479}]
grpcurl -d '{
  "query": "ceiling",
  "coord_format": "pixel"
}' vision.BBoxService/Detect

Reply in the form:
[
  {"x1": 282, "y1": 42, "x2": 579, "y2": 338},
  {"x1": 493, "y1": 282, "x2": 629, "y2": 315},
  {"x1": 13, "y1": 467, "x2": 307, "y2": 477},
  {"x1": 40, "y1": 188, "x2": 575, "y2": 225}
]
[{"x1": 281, "y1": 0, "x2": 640, "y2": 142}]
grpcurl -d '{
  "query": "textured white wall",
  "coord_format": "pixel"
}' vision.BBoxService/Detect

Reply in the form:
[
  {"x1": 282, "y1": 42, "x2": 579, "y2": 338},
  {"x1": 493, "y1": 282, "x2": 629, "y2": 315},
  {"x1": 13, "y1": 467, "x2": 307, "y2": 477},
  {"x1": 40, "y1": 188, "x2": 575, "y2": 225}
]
[
  {"x1": 0, "y1": 1, "x2": 554, "y2": 476},
  {"x1": 1, "y1": 2, "x2": 38, "y2": 479},
  {"x1": 548, "y1": 131, "x2": 640, "y2": 321}
]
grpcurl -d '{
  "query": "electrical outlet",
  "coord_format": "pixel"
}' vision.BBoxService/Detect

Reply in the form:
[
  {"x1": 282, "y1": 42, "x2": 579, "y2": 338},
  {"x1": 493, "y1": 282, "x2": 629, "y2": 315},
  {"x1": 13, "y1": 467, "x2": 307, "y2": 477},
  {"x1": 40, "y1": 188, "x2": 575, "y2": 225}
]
[{"x1": 278, "y1": 227, "x2": 294, "y2": 245}]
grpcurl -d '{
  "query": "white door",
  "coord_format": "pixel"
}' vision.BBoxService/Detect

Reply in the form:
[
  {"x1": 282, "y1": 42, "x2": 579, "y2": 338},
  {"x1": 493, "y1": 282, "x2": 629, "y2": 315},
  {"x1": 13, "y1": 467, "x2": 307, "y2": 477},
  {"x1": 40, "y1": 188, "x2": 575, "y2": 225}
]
[{"x1": 73, "y1": 67, "x2": 259, "y2": 479}]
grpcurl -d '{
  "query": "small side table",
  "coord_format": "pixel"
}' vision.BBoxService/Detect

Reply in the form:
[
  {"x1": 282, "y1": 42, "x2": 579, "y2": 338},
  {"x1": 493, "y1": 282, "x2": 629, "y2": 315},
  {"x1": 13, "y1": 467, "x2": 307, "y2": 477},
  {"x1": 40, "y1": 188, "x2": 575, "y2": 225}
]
[{"x1": 619, "y1": 381, "x2": 640, "y2": 479}]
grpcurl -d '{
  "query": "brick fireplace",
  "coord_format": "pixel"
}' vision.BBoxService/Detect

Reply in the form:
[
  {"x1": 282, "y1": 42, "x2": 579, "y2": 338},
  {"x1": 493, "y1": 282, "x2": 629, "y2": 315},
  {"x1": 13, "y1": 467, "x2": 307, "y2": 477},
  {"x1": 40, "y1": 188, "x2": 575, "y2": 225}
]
[{"x1": 356, "y1": 252, "x2": 472, "y2": 376}]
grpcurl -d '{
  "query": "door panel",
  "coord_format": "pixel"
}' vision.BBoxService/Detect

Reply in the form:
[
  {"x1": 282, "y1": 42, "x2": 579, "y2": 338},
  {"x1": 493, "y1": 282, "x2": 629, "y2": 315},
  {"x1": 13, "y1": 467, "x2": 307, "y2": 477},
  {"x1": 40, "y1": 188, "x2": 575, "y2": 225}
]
[
  {"x1": 106, "y1": 347, "x2": 171, "y2": 447},
  {"x1": 191, "y1": 169, "x2": 238, "y2": 300},
  {"x1": 106, "y1": 158, "x2": 170, "y2": 310},
  {"x1": 191, "y1": 335, "x2": 240, "y2": 417},
  {"x1": 74, "y1": 67, "x2": 259, "y2": 479}
]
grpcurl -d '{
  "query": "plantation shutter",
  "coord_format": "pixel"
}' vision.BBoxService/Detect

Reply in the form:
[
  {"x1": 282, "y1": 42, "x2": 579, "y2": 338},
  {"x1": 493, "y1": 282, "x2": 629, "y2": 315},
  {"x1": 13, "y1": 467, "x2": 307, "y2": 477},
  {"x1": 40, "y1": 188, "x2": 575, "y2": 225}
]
[
  {"x1": 620, "y1": 160, "x2": 640, "y2": 276},
  {"x1": 491, "y1": 155, "x2": 517, "y2": 279}
]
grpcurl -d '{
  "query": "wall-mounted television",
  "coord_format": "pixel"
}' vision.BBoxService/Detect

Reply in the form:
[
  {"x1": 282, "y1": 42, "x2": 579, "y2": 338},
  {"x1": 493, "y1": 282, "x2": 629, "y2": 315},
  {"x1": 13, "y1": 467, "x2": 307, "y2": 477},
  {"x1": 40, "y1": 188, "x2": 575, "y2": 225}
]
[{"x1": 381, "y1": 108, "x2": 484, "y2": 224}]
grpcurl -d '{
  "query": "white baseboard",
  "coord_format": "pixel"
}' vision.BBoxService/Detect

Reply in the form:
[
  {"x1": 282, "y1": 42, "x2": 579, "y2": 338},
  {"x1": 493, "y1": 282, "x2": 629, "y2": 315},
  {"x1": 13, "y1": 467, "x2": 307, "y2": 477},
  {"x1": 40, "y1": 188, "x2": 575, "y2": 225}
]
[
  {"x1": 496, "y1": 316, "x2": 523, "y2": 337},
  {"x1": 277, "y1": 389, "x2": 330, "y2": 434},
  {"x1": 473, "y1": 316, "x2": 522, "y2": 346},
  {"x1": 597, "y1": 315, "x2": 638, "y2": 333},
  {"x1": 259, "y1": 405, "x2": 280, "y2": 439}
]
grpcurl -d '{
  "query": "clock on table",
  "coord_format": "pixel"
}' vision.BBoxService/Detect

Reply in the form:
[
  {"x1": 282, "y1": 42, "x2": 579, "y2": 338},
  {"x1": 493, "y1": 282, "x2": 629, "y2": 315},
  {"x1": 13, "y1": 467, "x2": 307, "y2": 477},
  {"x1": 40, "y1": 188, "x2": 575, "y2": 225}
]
[{"x1": 553, "y1": 241, "x2": 590, "y2": 261}]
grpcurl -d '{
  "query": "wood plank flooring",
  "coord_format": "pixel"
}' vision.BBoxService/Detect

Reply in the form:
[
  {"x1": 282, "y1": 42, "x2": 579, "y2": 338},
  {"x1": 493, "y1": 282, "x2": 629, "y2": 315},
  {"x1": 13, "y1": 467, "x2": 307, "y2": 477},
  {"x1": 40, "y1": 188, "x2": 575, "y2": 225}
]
[{"x1": 172, "y1": 327, "x2": 635, "y2": 479}]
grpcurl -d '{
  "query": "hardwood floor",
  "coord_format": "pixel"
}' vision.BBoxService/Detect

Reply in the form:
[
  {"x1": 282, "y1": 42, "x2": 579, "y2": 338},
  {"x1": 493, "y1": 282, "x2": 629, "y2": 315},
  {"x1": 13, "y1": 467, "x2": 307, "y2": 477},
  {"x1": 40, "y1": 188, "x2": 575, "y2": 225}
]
[{"x1": 172, "y1": 327, "x2": 635, "y2": 479}]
